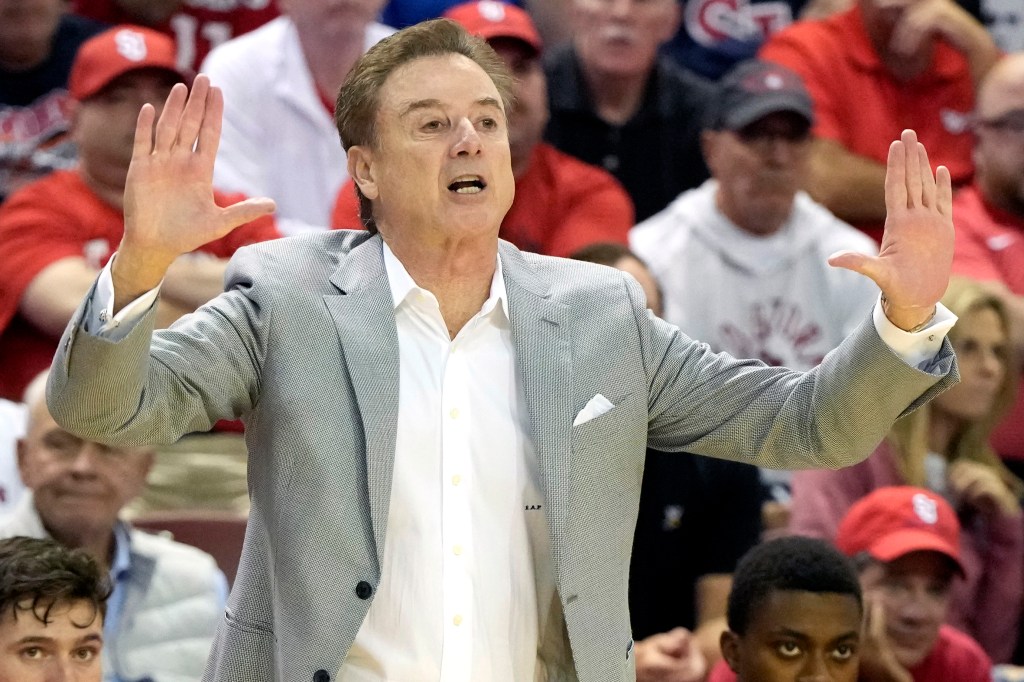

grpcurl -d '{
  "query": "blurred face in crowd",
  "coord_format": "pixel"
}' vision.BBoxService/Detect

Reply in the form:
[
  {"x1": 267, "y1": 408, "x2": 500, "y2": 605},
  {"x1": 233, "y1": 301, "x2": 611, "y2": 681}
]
[
  {"x1": 858, "y1": 551, "x2": 956, "y2": 668},
  {"x1": 721, "y1": 589, "x2": 862, "y2": 682},
  {"x1": 571, "y1": 0, "x2": 681, "y2": 80},
  {"x1": 17, "y1": 399, "x2": 152, "y2": 548},
  {"x1": 858, "y1": 0, "x2": 934, "y2": 78},
  {"x1": 614, "y1": 255, "x2": 663, "y2": 318},
  {"x1": 489, "y1": 38, "x2": 548, "y2": 178},
  {"x1": 280, "y1": 0, "x2": 388, "y2": 40},
  {"x1": 0, "y1": 599, "x2": 103, "y2": 682},
  {"x1": 702, "y1": 111, "x2": 812, "y2": 236},
  {"x1": 974, "y1": 55, "x2": 1024, "y2": 218},
  {"x1": 931, "y1": 304, "x2": 1008, "y2": 424},
  {"x1": 0, "y1": 0, "x2": 63, "y2": 69},
  {"x1": 348, "y1": 53, "x2": 514, "y2": 243},
  {"x1": 72, "y1": 69, "x2": 181, "y2": 191}
]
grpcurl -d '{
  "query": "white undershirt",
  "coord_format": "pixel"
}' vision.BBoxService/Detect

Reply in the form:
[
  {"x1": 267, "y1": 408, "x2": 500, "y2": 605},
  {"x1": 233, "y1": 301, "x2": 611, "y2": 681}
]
[{"x1": 339, "y1": 243, "x2": 555, "y2": 681}]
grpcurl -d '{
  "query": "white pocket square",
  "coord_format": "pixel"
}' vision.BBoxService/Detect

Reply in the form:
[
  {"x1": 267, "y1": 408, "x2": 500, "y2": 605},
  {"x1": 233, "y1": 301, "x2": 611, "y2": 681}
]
[{"x1": 573, "y1": 394, "x2": 616, "y2": 427}]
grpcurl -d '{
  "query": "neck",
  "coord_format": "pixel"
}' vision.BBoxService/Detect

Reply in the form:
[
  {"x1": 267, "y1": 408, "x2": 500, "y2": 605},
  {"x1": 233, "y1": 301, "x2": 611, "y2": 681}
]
[
  {"x1": 715, "y1": 190, "x2": 788, "y2": 236},
  {"x1": 297, "y1": 24, "x2": 368, "y2": 102},
  {"x1": 41, "y1": 520, "x2": 114, "y2": 573},
  {"x1": 580, "y1": 62, "x2": 648, "y2": 126},
  {"x1": 77, "y1": 164, "x2": 126, "y2": 211},
  {"x1": 927, "y1": 408, "x2": 962, "y2": 456},
  {"x1": 0, "y1": 40, "x2": 51, "y2": 71},
  {"x1": 383, "y1": 231, "x2": 498, "y2": 339}
]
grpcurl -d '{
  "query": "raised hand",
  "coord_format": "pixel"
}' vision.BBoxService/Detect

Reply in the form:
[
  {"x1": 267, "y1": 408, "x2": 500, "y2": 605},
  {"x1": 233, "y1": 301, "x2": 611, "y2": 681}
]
[
  {"x1": 114, "y1": 74, "x2": 275, "y2": 308},
  {"x1": 828, "y1": 129, "x2": 954, "y2": 331}
]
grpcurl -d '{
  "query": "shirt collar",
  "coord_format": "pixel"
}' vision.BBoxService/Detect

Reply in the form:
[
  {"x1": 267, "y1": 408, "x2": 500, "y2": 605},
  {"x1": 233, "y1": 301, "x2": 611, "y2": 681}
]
[
  {"x1": 110, "y1": 521, "x2": 132, "y2": 582},
  {"x1": 381, "y1": 240, "x2": 509, "y2": 319}
]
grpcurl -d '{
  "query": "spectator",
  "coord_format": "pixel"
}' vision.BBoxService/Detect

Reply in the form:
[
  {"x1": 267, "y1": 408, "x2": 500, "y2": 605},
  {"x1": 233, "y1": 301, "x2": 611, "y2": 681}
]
[
  {"x1": 0, "y1": 399, "x2": 27, "y2": 518},
  {"x1": 759, "y1": 0, "x2": 999, "y2": 242},
  {"x1": 951, "y1": 52, "x2": 1024, "y2": 468},
  {"x1": 71, "y1": 0, "x2": 280, "y2": 71},
  {"x1": 707, "y1": 535, "x2": 863, "y2": 682},
  {"x1": 0, "y1": 0, "x2": 105, "y2": 202},
  {"x1": 570, "y1": 243, "x2": 661, "y2": 315},
  {"x1": 0, "y1": 536, "x2": 110, "y2": 682},
  {"x1": 380, "y1": 0, "x2": 522, "y2": 28},
  {"x1": 631, "y1": 59, "x2": 878, "y2": 527},
  {"x1": 791, "y1": 280, "x2": 1023, "y2": 662},
  {"x1": 0, "y1": 25, "x2": 281, "y2": 402},
  {"x1": 333, "y1": 1, "x2": 635, "y2": 257},
  {"x1": 201, "y1": 0, "x2": 394, "y2": 234},
  {"x1": 1, "y1": 373, "x2": 226, "y2": 682},
  {"x1": 543, "y1": 0, "x2": 716, "y2": 221},
  {"x1": 839, "y1": 487, "x2": 992, "y2": 681}
]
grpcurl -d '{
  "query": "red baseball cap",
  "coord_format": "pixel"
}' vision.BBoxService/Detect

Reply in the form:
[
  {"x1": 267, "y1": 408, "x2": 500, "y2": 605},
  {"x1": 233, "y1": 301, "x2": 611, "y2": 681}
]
[
  {"x1": 444, "y1": 1, "x2": 543, "y2": 54},
  {"x1": 69, "y1": 25, "x2": 188, "y2": 101},
  {"x1": 836, "y1": 486, "x2": 965, "y2": 576}
]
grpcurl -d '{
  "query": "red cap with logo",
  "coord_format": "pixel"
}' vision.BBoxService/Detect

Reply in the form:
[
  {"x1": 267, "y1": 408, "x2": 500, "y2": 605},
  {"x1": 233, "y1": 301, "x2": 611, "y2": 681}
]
[
  {"x1": 69, "y1": 25, "x2": 188, "y2": 101},
  {"x1": 836, "y1": 486, "x2": 965, "y2": 575},
  {"x1": 444, "y1": 1, "x2": 543, "y2": 54}
]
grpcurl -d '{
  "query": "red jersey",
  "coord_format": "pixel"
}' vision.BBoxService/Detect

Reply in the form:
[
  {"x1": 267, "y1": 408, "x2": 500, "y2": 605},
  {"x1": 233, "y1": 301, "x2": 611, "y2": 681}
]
[
  {"x1": 759, "y1": 5, "x2": 976, "y2": 242},
  {"x1": 952, "y1": 184, "x2": 1024, "y2": 460},
  {"x1": 71, "y1": 0, "x2": 280, "y2": 71},
  {"x1": 0, "y1": 169, "x2": 280, "y2": 400},
  {"x1": 706, "y1": 625, "x2": 990, "y2": 682},
  {"x1": 331, "y1": 142, "x2": 635, "y2": 258}
]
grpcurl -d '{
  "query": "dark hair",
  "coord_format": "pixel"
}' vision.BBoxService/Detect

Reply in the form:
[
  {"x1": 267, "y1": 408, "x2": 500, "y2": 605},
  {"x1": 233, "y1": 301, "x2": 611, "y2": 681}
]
[
  {"x1": 0, "y1": 536, "x2": 111, "y2": 627},
  {"x1": 335, "y1": 18, "x2": 514, "y2": 234},
  {"x1": 727, "y1": 536, "x2": 862, "y2": 635},
  {"x1": 569, "y1": 242, "x2": 643, "y2": 268}
]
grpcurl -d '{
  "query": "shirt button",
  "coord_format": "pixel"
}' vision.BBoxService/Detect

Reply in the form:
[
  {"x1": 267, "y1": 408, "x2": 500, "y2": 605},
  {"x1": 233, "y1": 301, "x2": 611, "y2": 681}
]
[
  {"x1": 449, "y1": 408, "x2": 460, "y2": 419},
  {"x1": 453, "y1": 545, "x2": 463, "y2": 556},
  {"x1": 451, "y1": 474, "x2": 461, "y2": 486},
  {"x1": 355, "y1": 581, "x2": 373, "y2": 599},
  {"x1": 453, "y1": 614, "x2": 463, "y2": 626}
]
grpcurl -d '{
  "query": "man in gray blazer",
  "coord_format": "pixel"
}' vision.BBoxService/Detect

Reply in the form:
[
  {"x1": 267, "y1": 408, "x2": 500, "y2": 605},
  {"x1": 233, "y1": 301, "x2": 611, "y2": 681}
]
[{"x1": 47, "y1": 18, "x2": 958, "y2": 682}]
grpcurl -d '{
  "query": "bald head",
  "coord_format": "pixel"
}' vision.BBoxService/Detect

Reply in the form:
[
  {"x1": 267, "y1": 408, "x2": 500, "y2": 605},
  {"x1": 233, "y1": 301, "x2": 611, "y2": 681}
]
[
  {"x1": 973, "y1": 53, "x2": 1024, "y2": 218},
  {"x1": 20, "y1": 371, "x2": 49, "y2": 434}
]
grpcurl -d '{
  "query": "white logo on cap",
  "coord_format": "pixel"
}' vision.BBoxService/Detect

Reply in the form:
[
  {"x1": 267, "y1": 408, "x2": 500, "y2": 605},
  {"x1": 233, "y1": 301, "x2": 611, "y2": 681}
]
[
  {"x1": 764, "y1": 73, "x2": 784, "y2": 90},
  {"x1": 912, "y1": 493, "x2": 938, "y2": 524},
  {"x1": 479, "y1": 0, "x2": 506, "y2": 21},
  {"x1": 115, "y1": 29, "x2": 149, "y2": 62}
]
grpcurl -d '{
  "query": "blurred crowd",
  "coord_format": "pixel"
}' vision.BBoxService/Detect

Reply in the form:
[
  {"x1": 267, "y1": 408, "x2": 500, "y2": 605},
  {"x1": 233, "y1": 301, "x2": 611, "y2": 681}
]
[{"x1": 2, "y1": 0, "x2": 1024, "y2": 680}]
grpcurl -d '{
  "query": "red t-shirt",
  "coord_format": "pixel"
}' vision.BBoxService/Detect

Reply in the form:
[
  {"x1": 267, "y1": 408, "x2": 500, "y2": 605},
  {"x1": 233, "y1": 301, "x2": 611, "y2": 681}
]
[
  {"x1": 331, "y1": 142, "x2": 635, "y2": 258},
  {"x1": 0, "y1": 169, "x2": 280, "y2": 400},
  {"x1": 952, "y1": 184, "x2": 1024, "y2": 460},
  {"x1": 706, "y1": 625, "x2": 990, "y2": 682},
  {"x1": 759, "y1": 5, "x2": 976, "y2": 243},
  {"x1": 71, "y1": 0, "x2": 280, "y2": 71}
]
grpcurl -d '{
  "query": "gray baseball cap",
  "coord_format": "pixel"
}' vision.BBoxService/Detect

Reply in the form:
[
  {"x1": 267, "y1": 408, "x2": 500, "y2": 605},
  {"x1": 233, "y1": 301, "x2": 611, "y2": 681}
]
[{"x1": 710, "y1": 59, "x2": 814, "y2": 131}]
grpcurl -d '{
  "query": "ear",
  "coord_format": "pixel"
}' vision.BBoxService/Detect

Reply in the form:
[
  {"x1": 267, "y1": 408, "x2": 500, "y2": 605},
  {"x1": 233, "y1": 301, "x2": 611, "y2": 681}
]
[
  {"x1": 16, "y1": 439, "x2": 32, "y2": 487},
  {"x1": 347, "y1": 145, "x2": 379, "y2": 201},
  {"x1": 700, "y1": 129, "x2": 719, "y2": 171},
  {"x1": 720, "y1": 629, "x2": 742, "y2": 674}
]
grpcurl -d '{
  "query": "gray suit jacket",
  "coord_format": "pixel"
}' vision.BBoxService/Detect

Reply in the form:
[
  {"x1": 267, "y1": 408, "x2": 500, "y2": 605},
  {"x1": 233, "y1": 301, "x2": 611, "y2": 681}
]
[{"x1": 48, "y1": 231, "x2": 957, "y2": 682}]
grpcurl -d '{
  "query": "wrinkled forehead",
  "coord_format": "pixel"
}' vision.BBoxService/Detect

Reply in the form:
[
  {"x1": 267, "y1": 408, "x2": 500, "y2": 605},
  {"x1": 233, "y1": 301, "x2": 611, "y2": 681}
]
[{"x1": 378, "y1": 53, "x2": 504, "y2": 118}]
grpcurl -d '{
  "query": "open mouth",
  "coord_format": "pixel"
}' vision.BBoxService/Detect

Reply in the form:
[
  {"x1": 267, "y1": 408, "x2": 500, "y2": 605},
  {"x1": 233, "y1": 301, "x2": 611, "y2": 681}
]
[{"x1": 448, "y1": 175, "x2": 487, "y2": 194}]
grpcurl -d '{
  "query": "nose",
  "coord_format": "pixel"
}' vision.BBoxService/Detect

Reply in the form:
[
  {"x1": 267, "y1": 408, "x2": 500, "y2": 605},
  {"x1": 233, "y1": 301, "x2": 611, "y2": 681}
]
[
  {"x1": 797, "y1": 652, "x2": 831, "y2": 682},
  {"x1": 608, "y1": 0, "x2": 632, "y2": 17},
  {"x1": 450, "y1": 118, "x2": 482, "y2": 157},
  {"x1": 68, "y1": 444, "x2": 102, "y2": 477},
  {"x1": 978, "y1": 347, "x2": 1004, "y2": 379}
]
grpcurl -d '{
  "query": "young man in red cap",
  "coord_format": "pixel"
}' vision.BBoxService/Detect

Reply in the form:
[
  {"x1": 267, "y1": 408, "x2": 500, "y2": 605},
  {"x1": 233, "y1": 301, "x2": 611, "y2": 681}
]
[
  {"x1": 837, "y1": 486, "x2": 992, "y2": 682},
  {"x1": 0, "y1": 25, "x2": 280, "y2": 402},
  {"x1": 331, "y1": 0, "x2": 636, "y2": 258}
]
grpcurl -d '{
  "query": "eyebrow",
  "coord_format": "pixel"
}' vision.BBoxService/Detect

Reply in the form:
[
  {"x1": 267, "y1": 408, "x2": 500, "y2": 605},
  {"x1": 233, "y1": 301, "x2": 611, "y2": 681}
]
[{"x1": 398, "y1": 97, "x2": 503, "y2": 118}]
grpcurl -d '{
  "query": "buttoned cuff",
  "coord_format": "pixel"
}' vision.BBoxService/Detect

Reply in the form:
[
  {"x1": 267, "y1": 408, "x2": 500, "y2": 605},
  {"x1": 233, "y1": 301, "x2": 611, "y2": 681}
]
[
  {"x1": 872, "y1": 295, "x2": 957, "y2": 370},
  {"x1": 87, "y1": 254, "x2": 162, "y2": 340}
]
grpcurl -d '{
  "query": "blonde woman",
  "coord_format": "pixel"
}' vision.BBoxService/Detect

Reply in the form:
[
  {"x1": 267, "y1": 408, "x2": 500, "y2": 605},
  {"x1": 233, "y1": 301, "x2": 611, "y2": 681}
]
[{"x1": 790, "y1": 278, "x2": 1023, "y2": 663}]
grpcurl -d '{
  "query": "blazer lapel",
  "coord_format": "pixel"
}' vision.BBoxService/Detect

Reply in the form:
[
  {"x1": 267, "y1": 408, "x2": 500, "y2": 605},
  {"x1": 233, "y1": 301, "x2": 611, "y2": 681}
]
[
  {"x1": 323, "y1": 235, "x2": 400, "y2": 569},
  {"x1": 500, "y1": 242, "x2": 574, "y2": 577}
]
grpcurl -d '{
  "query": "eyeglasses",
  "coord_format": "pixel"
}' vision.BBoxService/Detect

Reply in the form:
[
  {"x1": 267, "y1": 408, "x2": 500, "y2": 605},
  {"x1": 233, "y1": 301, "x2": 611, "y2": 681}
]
[{"x1": 975, "y1": 110, "x2": 1024, "y2": 135}]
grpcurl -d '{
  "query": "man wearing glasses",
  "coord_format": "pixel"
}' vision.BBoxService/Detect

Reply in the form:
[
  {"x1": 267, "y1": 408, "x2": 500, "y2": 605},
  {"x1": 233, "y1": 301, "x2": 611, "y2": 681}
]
[{"x1": 950, "y1": 53, "x2": 1024, "y2": 471}]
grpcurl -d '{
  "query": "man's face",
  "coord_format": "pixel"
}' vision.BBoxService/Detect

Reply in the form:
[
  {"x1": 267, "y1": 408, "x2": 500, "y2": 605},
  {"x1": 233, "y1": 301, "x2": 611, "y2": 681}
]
[
  {"x1": 857, "y1": 0, "x2": 933, "y2": 75},
  {"x1": 72, "y1": 69, "x2": 180, "y2": 185},
  {"x1": 350, "y1": 53, "x2": 515, "y2": 242},
  {"x1": 0, "y1": 0, "x2": 63, "y2": 62},
  {"x1": 703, "y1": 111, "x2": 811, "y2": 235},
  {"x1": 0, "y1": 599, "x2": 103, "y2": 682},
  {"x1": 490, "y1": 39, "x2": 548, "y2": 177},
  {"x1": 722, "y1": 590, "x2": 862, "y2": 682},
  {"x1": 572, "y1": 0, "x2": 680, "y2": 79},
  {"x1": 974, "y1": 65, "x2": 1024, "y2": 217},
  {"x1": 859, "y1": 551, "x2": 955, "y2": 669},
  {"x1": 17, "y1": 402, "x2": 152, "y2": 545}
]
